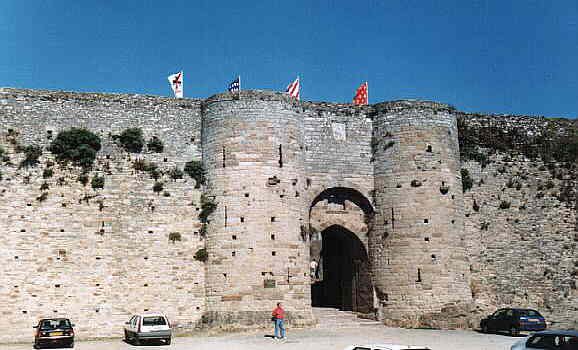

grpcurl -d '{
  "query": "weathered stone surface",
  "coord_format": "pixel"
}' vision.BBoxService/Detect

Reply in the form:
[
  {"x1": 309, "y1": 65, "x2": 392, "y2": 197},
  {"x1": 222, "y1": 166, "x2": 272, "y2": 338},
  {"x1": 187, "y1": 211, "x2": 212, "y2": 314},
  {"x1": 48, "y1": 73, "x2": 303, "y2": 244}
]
[{"x1": 0, "y1": 87, "x2": 575, "y2": 343}]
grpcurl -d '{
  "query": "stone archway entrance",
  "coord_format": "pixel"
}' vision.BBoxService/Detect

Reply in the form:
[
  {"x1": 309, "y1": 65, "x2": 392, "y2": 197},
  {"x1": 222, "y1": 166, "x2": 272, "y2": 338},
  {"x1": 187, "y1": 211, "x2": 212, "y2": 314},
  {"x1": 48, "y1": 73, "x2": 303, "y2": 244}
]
[
  {"x1": 311, "y1": 225, "x2": 373, "y2": 313},
  {"x1": 308, "y1": 187, "x2": 374, "y2": 314}
]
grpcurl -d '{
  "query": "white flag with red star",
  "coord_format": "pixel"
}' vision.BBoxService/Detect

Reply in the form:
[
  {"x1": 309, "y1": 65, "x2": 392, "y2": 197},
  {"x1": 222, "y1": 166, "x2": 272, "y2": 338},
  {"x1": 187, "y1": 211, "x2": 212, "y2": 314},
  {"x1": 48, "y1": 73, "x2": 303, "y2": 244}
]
[
  {"x1": 353, "y1": 82, "x2": 368, "y2": 105},
  {"x1": 286, "y1": 77, "x2": 300, "y2": 100},
  {"x1": 168, "y1": 71, "x2": 183, "y2": 98}
]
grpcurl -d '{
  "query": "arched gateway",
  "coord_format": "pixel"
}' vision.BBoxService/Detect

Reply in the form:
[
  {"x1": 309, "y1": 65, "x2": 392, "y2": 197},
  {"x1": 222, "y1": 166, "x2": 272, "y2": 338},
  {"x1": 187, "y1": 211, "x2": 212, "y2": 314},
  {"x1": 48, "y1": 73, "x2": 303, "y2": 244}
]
[{"x1": 308, "y1": 187, "x2": 375, "y2": 314}]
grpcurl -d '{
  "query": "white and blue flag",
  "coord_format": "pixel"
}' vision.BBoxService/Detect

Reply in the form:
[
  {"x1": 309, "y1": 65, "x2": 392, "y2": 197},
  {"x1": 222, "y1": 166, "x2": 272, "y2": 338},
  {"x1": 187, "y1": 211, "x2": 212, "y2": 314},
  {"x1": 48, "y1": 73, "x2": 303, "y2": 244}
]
[{"x1": 228, "y1": 76, "x2": 240, "y2": 92}]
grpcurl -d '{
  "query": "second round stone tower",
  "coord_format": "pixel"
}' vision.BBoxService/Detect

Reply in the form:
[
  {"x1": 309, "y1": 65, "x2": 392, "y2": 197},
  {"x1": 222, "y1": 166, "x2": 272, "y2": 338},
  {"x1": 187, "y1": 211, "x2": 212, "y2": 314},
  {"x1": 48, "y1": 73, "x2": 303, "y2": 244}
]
[
  {"x1": 201, "y1": 91, "x2": 313, "y2": 326},
  {"x1": 370, "y1": 101, "x2": 472, "y2": 327}
]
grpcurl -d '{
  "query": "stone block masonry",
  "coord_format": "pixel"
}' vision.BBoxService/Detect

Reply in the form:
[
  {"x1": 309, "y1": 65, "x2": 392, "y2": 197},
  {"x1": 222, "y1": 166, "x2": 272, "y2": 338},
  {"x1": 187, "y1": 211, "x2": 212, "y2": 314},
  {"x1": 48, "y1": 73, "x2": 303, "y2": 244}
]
[{"x1": 0, "y1": 87, "x2": 576, "y2": 343}]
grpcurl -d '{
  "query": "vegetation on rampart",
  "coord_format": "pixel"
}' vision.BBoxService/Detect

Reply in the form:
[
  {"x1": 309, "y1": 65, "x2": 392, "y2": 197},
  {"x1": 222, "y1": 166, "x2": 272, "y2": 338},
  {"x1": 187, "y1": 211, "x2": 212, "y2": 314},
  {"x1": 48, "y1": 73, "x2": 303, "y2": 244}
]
[
  {"x1": 184, "y1": 160, "x2": 205, "y2": 188},
  {"x1": 198, "y1": 194, "x2": 217, "y2": 223},
  {"x1": 458, "y1": 116, "x2": 577, "y2": 206},
  {"x1": 18, "y1": 145, "x2": 42, "y2": 168},
  {"x1": 147, "y1": 136, "x2": 164, "y2": 153},
  {"x1": 114, "y1": 127, "x2": 144, "y2": 153},
  {"x1": 49, "y1": 128, "x2": 101, "y2": 167}
]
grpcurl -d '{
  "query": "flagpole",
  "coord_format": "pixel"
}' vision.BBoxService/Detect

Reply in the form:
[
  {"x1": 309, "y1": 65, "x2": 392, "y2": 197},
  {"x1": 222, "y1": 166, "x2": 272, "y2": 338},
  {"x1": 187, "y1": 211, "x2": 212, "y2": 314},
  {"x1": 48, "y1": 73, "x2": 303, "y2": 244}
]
[{"x1": 366, "y1": 81, "x2": 368, "y2": 105}]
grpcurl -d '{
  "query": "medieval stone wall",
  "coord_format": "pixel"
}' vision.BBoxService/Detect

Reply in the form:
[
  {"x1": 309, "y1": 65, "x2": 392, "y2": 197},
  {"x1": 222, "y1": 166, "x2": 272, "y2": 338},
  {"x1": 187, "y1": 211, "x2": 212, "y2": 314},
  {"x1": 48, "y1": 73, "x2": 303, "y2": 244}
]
[
  {"x1": 459, "y1": 114, "x2": 577, "y2": 329},
  {"x1": 0, "y1": 87, "x2": 576, "y2": 344},
  {"x1": 0, "y1": 88, "x2": 206, "y2": 343}
]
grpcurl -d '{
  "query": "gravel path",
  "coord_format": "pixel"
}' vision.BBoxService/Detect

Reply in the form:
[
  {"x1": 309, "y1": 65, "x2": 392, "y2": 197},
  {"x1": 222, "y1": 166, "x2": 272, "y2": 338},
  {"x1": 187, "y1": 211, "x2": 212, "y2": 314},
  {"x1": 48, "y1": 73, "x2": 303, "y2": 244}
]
[{"x1": 3, "y1": 326, "x2": 522, "y2": 350}]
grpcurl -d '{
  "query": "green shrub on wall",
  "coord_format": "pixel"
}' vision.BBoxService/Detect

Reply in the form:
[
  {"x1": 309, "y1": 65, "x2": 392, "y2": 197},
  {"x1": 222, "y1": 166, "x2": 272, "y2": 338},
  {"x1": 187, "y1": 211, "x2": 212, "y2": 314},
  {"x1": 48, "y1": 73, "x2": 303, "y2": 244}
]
[
  {"x1": 19, "y1": 145, "x2": 42, "y2": 168},
  {"x1": 91, "y1": 175, "x2": 105, "y2": 189},
  {"x1": 49, "y1": 128, "x2": 101, "y2": 167},
  {"x1": 194, "y1": 248, "x2": 208, "y2": 262},
  {"x1": 42, "y1": 168, "x2": 53, "y2": 178},
  {"x1": 198, "y1": 194, "x2": 217, "y2": 223},
  {"x1": 153, "y1": 181, "x2": 164, "y2": 194},
  {"x1": 114, "y1": 128, "x2": 144, "y2": 153},
  {"x1": 147, "y1": 136, "x2": 164, "y2": 153},
  {"x1": 184, "y1": 160, "x2": 205, "y2": 188}
]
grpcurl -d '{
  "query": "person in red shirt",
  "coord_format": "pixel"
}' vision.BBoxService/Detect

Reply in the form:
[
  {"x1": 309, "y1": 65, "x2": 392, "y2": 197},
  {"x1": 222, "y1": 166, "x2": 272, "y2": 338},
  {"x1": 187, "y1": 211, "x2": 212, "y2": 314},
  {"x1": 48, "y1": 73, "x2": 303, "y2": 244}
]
[{"x1": 271, "y1": 302, "x2": 286, "y2": 339}]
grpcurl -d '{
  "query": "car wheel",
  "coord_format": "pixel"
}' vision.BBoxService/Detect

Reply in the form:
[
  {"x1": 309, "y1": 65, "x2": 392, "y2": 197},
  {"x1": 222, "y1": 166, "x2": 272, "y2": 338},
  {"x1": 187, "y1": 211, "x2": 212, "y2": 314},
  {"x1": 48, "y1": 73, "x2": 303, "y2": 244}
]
[
  {"x1": 481, "y1": 324, "x2": 489, "y2": 333},
  {"x1": 509, "y1": 326, "x2": 519, "y2": 336},
  {"x1": 165, "y1": 337, "x2": 171, "y2": 345}
]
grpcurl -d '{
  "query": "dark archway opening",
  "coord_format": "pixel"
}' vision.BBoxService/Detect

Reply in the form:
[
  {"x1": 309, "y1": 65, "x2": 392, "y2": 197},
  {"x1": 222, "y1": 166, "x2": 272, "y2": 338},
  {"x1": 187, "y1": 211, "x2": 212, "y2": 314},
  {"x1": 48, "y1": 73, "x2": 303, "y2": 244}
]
[{"x1": 311, "y1": 225, "x2": 373, "y2": 313}]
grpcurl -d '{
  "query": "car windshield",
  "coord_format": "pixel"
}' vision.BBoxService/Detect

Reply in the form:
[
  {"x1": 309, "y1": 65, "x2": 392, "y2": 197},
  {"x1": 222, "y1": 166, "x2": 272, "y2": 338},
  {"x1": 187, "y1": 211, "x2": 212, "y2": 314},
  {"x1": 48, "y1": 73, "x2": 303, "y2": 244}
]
[
  {"x1": 528, "y1": 335, "x2": 578, "y2": 349},
  {"x1": 40, "y1": 319, "x2": 71, "y2": 329},
  {"x1": 519, "y1": 310, "x2": 541, "y2": 317},
  {"x1": 142, "y1": 316, "x2": 166, "y2": 326}
]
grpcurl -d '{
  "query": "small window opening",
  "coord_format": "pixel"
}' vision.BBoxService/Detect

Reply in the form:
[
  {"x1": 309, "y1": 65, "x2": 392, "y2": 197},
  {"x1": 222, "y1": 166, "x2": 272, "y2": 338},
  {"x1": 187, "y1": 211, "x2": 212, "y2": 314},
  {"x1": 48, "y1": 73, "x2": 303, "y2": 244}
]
[
  {"x1": 416, "y1": 268, "x2": 422, "y2": 283},
  {"x1": 424, "y1": 219, "x2": 429, "y2": 224},
  {"x1": 244, "y1": 193, "x2": 249, "y2": 197},
  {"x1": 143, "y1": 284, "x2": 148, "y2": 287},
  {"x1": 240, "y1": 216, "x2": 245, "y2": 223},
  {"x1": 272, "y1": 251, "x2": 276, "y2": 256},
  {"x1": 306, "y1": 178, "x2": 311, "y2": 188},
  {"x1": 163, "y1": 157, "x2": 168, "y2": 162},
  {"x1": 55, "y1": 284, "x2": 61, "y2": 288},
  {"x1": 426, "y1": 145, "x2": 432, "y2": 153},
  {"x1": 271, "y1": 234, "x2": 275, "y2": 240},
  {"x1": 22, "y1": 310, "x2": 27, "y2": 314},
  {"x1": 424, "y1": 237, "x2": 430, "y2": 242},
  {"x1": 222, "y1": 146, "x2": 226, "y2": 168},
  {"x1": 232, "y1": 235, "x2": 237, "y2": 240},
  {"x1": 278, "y1": 144, "x2": 283, "y2": 168},
  {"x1": 232, "y1": 251, "x2": 236, "y2": 257},
  {"x1": 271, "y1": 217, "x2": 276, "y2": 222}
]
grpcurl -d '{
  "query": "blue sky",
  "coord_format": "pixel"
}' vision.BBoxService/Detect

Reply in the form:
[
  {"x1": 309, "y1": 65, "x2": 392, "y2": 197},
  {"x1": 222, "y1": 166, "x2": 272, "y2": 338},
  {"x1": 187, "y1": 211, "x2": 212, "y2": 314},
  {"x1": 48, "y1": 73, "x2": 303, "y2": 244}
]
[{"x1": 1, "y1": 1, "x2": 577, "y2": 117}]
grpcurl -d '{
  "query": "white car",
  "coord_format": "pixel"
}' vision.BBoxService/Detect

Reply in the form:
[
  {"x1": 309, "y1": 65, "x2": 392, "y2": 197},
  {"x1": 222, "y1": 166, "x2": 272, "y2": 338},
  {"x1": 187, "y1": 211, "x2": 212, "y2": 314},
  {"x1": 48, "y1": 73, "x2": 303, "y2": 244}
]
[
  {"x1": 345, "y1": 345, "x2": 431, "y2": 350},
  {"x1": 123, "y1": 312, "x2": 172, "y2": 346},
  {"x1": 510, "y1": 330, "x2": 578, "y2": 349}
]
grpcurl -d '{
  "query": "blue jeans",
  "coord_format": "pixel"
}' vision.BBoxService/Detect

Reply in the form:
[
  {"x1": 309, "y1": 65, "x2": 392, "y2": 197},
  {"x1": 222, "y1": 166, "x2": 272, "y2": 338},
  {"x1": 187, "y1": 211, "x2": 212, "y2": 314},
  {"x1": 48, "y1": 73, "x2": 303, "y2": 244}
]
[{"x1": 274, "y1": 318, "x2": 286, "y2": 338}]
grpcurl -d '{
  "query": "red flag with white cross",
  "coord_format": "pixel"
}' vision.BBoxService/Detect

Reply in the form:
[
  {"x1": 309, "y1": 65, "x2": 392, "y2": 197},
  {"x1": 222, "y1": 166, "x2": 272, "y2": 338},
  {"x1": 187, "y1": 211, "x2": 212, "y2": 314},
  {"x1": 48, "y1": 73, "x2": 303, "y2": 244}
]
[{"x1": 353, "y1": 82, "x2": 368, "y2": 105}]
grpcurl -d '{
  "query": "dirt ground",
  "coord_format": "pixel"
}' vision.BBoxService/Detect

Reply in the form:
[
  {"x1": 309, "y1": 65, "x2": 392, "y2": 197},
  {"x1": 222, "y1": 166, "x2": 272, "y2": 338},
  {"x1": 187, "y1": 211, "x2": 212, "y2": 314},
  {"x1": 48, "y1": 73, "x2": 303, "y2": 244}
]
[{"x1": 2, "y1": 325, "x2": 523, "y2": 350}]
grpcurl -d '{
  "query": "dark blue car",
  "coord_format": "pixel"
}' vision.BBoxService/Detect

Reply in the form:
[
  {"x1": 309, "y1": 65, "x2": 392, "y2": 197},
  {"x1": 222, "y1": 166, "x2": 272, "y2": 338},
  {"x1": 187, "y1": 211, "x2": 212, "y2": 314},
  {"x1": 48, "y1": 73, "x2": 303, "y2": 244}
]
[{"x1": 480, "y1": 308, "x2": 547, "y2": 336}]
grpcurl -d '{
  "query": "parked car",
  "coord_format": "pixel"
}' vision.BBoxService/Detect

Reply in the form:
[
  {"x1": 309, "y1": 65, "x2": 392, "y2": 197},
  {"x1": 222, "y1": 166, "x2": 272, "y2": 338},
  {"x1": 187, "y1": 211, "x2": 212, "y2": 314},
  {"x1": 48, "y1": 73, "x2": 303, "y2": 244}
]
[
  {"x1": 344, "y1": 344, "x2": 431, "y2": 350},
  {"x1": 480, "y1": 308, "x2": 546, "y2": 336},
  {"x1": 511, "y1": 330, "x2": 578, "y2": 349},
  {"x1": 33, "y1": 318, "x2": 75, "y2": 348},
  {"x1": 124, "y1": 312, "x2": 171, "y2": 345}
]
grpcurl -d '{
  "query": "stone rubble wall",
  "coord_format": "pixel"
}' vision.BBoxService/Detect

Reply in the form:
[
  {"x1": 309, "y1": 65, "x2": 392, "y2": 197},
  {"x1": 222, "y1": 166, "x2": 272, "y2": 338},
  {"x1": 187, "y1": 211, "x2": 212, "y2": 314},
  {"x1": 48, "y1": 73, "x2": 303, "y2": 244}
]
[
  {"x1": 459, "y1": 114, "x2": 577, "y2": 329},
  {"x1": 0, "y1": 87, "x2": 575, "y2": 343},
  {"x1": 0, "y1": 88, "x2": 206, "y2": 343}
]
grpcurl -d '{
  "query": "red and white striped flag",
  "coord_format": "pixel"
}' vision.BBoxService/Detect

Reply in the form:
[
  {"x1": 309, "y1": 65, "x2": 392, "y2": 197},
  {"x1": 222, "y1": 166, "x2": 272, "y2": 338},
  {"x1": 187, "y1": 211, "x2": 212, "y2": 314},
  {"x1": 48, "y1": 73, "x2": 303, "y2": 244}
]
[
  {"x1": 353, "y1": 82, "x2": 368, "y2": 105},
  {"x1": 286, "y1": 77, "x2": 300, "y2": 100}
]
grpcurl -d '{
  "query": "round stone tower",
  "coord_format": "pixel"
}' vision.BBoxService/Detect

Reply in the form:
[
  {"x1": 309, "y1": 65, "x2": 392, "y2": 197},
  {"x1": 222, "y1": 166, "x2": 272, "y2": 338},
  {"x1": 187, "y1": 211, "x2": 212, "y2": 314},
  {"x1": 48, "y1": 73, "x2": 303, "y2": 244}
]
[
  {"x1": 370, "y1": 101, "x2": 472, "y2": 327},
  {"x1": 201, "y1": 91, "x2": 313, "y2": 327}
]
